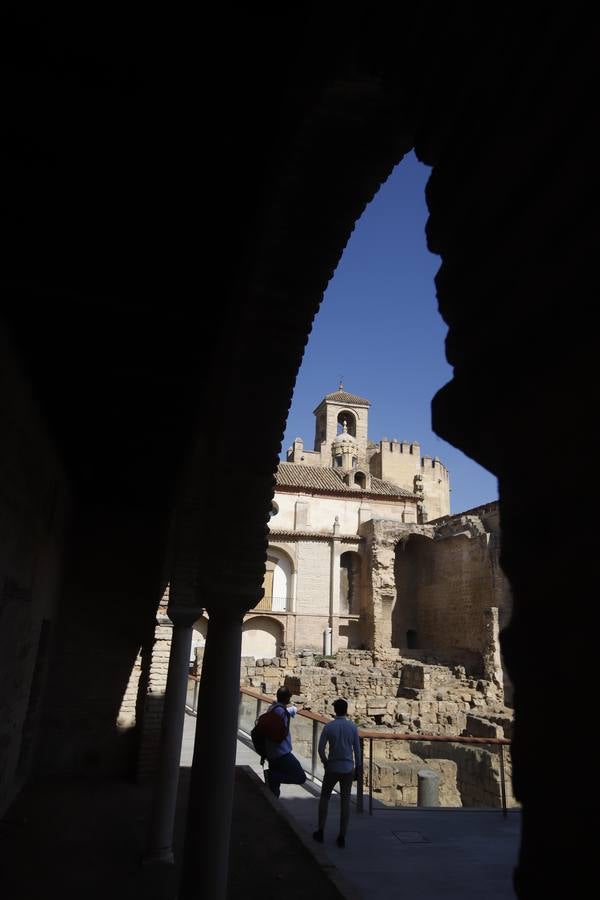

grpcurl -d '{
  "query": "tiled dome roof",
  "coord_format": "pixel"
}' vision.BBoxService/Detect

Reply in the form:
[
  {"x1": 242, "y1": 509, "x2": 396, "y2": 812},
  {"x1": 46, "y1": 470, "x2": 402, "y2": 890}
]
[{"x1": 323, "y1": 389, "x2": 370, "y2": 406}]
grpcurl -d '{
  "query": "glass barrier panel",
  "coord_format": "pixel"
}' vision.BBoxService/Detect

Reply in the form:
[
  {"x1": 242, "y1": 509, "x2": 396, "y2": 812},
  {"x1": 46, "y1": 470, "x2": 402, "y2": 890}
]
[
  {"x1": 238, "y1": 692, "x2": 259, "y2": 734},
  {"x1": 362, "y1": 736, "x2": 517, "y2": 811},
  {"x1": 288, "y1": 711, "x2": 313, "y2": 774}
]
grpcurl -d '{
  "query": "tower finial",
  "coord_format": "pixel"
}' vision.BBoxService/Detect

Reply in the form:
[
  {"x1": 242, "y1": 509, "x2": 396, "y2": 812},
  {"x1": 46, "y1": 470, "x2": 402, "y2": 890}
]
[{"x1": 338, "y1": 375, "x2": 344, "y2": 390}]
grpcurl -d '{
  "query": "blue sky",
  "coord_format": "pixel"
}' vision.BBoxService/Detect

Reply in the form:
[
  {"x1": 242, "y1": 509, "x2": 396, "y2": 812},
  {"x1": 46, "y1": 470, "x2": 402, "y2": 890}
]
[{"x1": 280, "y1": 150, "x2": 498, "y2": 515}]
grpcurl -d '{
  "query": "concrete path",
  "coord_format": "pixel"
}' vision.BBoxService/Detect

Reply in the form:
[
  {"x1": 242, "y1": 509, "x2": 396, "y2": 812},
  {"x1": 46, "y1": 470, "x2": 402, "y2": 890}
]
[{"x1": 181, "y1": 713, "x2": 521, "y2": 899}]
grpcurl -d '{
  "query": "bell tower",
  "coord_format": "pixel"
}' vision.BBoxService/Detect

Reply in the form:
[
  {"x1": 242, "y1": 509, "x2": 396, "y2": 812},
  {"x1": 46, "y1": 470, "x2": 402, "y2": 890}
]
[{"x1": 313, "y1": 383, "x2": 370, "y2": 468}]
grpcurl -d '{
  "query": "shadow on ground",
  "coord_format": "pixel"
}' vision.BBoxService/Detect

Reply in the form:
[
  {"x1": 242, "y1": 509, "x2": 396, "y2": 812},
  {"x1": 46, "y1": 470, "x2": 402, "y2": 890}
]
[{"x1": 0, "y1": 766, "x2": 344, "y2": 900}]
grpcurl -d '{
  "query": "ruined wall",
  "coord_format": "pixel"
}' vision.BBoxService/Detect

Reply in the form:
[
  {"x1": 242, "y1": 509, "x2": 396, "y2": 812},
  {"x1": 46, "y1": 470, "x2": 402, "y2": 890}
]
[
  {"x1": 235, "y1": 649, "x2": 514, "y2": 808},
  {"x1": 403, "y1": 534, "x2": 490, "y2": 659},
  {"x1": 0, "y1": 328, "x2": 68, "y2": 816},
  {"x1": 360, "y1": 519, "x2": 434, "y2": 651},
  {"x1": 430, "y1": 505, "x2": 512, "y2": 701},
  {"x1": 391, "y1": 508, "x2": 510, "y2": 696}
]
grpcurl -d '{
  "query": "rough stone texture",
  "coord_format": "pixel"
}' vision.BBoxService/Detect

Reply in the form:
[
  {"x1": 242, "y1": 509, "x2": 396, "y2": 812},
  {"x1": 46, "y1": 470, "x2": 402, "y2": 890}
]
[
  {"x1": 360, "y1": 519, "x2": 435, "y2": 651},
  {"x1": 235, "y1": 648, "x2": 513, "y2": 808}
]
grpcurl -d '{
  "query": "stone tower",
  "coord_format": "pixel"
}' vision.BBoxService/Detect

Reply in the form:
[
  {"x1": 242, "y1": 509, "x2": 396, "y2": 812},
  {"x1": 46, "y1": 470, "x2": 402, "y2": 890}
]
[{"x1": 312, "y1": 385, "x2": 371, "y2": 467}]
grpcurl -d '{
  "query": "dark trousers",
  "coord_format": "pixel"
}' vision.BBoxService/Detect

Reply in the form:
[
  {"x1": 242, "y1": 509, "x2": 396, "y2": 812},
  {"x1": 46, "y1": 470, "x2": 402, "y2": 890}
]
[
  {"x1": 318, "y1": 770, "x2": 353, "y2": 837},
  {"x1": 267, "y1": 752, "x2": 306, "y2": 797}
]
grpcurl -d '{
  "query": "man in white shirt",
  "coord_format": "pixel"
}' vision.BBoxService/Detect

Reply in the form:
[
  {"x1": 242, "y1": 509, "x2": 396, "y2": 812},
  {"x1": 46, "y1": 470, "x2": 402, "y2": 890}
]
[{"x1": 313, "y1": 697, "x2": 362, "y2": 848}]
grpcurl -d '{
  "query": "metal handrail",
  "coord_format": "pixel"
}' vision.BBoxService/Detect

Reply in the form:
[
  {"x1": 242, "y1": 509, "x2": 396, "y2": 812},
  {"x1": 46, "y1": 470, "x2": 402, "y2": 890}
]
[
  {"x1": 237, "y1": 685, "x2": 512, "y2": 816},
  {"x1": 185, "y1": 679, "x2": 513, "y2": 816}
]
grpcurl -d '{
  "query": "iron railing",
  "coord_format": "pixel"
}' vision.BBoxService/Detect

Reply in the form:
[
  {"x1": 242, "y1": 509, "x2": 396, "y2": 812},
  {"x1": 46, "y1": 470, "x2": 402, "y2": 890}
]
[{"x1": 186, "y1": 678, "x2": 514, "y2": 816}]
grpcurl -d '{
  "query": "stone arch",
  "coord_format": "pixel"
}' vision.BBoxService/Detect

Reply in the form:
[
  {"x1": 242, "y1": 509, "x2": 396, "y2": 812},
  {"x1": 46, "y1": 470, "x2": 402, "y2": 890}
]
[
  {"x1": 2, "y1": 14, "x2": 595, "y2": 897},
  {"x1": 392, "y1": 533, "x2": 434, "y2": 649},
  {"x1": 260, "y1": 545, "x2": 294, "y2": 612},
  {"x1": 194, "y1": 78, "x2": 420, "y2": 629},
  {"x1": 241, "y1": 616, "x2": 283, "y2": 660},
  {"x1": 336, "y1": 410, "x2": 357, "y2": 436},
  {"x1": 354, "y1": 469, "x2": 368, "y2": 488}
]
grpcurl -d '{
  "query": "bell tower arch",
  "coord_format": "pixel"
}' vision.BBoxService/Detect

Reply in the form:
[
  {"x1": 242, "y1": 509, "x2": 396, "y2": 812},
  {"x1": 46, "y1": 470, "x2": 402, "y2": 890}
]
[{"x1": 313, "y1": 384, "x2": 370, "y2": 467}]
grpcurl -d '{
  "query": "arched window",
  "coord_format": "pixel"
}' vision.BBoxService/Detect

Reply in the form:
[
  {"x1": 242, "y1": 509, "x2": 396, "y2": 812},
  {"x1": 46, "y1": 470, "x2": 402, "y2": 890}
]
[
  {"x1": 257, "y1": 548, "x2": 293, "y2": 611},
  {"x1": 355, "y1": 471, "x2": 366, "y2": 488},
  {"x1": 336, "y1": 411, "x2": 356, "y2": 436}
]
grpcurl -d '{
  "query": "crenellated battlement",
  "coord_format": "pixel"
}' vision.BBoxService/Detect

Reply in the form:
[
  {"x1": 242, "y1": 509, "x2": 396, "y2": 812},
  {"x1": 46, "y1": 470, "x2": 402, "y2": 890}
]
[
  {"x1": 380, "y1": 438, "x2": 420, "y2": 456},
  {"x1": 421, "y1": 455, "x2": 449, "y2": 479}
]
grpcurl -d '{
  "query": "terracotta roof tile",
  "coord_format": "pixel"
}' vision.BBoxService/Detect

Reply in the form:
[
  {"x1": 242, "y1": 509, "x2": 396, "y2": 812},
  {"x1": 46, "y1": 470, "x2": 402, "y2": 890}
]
[
  {"x1": 275, "y1": 463, "x2": 415, "y2": 498},
  {"x1": 321, "y1": 389, "x2": 371, "y2": 406}
]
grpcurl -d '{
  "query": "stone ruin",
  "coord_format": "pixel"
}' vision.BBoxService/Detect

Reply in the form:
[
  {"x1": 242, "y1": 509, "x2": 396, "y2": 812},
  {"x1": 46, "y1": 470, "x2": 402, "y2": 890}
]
[{"x1": 236, "y1": 647, "x2": 517, "y2": 809}]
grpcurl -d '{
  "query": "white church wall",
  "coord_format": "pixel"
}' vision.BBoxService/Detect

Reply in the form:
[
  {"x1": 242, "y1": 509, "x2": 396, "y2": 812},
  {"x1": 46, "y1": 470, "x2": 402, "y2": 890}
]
[
  {"x1": 272, "y1": 491, "x2": 414, "y2": 535},
  {"x1": 294, "y1": 541, "x2": 331, "y2": 616}
]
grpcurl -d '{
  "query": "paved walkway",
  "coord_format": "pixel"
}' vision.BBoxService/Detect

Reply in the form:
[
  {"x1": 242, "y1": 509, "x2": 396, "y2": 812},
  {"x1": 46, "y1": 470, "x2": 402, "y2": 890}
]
[{"x1": 182, "y1": 713, "x2": 521, "y2": 899}]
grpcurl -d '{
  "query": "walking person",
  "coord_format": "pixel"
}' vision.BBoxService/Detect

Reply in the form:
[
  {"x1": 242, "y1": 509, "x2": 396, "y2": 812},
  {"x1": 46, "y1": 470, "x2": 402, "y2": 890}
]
[
  {"x1": 313, "y1": 698, "x2": 362, "y2": 848},
  {"x1": 265, "y1": 686, "x2": 306, "y2": 797}
]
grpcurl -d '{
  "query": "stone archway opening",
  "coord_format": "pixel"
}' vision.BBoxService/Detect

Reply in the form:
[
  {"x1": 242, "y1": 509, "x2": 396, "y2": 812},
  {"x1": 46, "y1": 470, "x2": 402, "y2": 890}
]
[
  {"x1": 336, "y1": 410, "x2": 356, "y2": 437},
  {"x1": 241, "y1": 616, "x2": 284, "y2": 660},
  {"x1": 392, "y1": 533, "x2": 434, "y2": 650}
]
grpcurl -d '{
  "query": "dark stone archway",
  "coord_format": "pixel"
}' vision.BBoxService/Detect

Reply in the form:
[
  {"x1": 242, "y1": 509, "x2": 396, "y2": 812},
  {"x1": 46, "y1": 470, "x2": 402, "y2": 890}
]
[{"x1": 2, "y1": 7, "x2": 598, "y2": 897}]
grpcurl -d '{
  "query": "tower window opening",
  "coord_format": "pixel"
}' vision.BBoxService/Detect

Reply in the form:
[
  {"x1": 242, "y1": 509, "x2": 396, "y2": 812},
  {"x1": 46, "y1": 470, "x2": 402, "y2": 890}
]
[{"x1": 336, "y1": 411, "x2": 356, "y2": 437}]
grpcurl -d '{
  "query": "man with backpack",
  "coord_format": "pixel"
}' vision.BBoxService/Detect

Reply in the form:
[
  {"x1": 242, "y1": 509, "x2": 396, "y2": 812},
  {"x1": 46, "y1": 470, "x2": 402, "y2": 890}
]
[{"x1": 261, "y1": 686, "x2": 306, "y2": 798}]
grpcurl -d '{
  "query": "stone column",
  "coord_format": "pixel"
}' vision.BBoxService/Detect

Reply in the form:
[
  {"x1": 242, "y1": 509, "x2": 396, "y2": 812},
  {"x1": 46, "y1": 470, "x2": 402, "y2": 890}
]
[
  {"x1": 144, "y1": 603, "x2": 202, "y2": 864},
  {"x1": 179, "y1": 609, "x2": 244, "y2": 900},
  {"x1": 329, "y1": 517, "x2": 342, "y2": 653}
]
